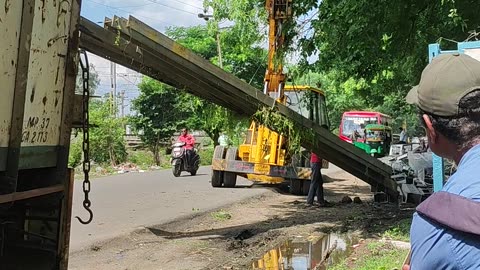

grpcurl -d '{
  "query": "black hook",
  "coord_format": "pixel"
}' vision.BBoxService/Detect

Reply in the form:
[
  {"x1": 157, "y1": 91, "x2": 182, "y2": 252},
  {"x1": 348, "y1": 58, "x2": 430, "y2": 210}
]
[{"x1": 75, "y1": 201, "x2": 93, "y2": 224}]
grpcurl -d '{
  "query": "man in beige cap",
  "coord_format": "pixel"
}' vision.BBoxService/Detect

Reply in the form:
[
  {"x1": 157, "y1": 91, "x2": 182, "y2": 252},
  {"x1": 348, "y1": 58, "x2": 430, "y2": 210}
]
[{"x1": 403, "y1": 53, "x2": 480, "y2": 269}]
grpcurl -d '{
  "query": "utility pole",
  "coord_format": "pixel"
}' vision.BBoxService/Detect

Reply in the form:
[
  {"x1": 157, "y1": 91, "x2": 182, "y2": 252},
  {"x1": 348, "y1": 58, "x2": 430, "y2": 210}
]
[
  {"x1": 198, "y1": 12, "x2": 223, "y2": 69},
  {"x1": 120, "y1": 90, "x2": 125, "y2": 118},
  {"x1": 110, "y1": 61, "x2": 117, "y2": 116}
]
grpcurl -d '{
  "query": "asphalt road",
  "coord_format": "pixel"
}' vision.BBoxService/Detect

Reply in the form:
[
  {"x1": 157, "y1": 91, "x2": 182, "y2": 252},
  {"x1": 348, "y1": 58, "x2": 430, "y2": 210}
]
[{"x1": 69, "y1": 166, "x2": 269, "y2": 251}]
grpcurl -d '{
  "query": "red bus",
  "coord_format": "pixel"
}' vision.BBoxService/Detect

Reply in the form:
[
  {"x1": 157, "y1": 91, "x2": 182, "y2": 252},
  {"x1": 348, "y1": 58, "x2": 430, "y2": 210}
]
[{"x1": 339, "y1": 111, "x2": 392, "y2": 143}]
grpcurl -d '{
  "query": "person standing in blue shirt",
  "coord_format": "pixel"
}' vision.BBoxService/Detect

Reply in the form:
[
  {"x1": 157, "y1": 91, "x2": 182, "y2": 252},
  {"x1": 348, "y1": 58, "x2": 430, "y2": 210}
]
[{"x1": 404, "y1": 53, "x2": 480, "y2": 269}]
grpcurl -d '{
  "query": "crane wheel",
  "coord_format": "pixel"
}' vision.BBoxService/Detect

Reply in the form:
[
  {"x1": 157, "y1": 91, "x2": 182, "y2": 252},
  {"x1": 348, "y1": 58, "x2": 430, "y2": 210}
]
[
  {"x1": 211, "y1": 145, "x2": 226, "y2": 187},
  {"x1": 223, "y1": 147, "x2": 238, "y2": 188}
]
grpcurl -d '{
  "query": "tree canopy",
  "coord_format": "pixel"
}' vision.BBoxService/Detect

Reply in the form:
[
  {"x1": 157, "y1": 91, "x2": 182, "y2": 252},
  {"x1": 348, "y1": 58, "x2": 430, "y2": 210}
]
[
  {"x1": 203, "y1": 0, "x2": 480, "y2": 134},
  {"x1": 294, "y1": 0, "x2": 480, "y2": 132},
  {"x1": 132, "y1": 77, "x2": 191, "y2": 164}
]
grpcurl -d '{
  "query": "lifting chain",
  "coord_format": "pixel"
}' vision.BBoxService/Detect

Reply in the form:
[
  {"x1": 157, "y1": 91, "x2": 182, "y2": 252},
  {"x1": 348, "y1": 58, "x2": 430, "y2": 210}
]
[{"x1": 75, "y1": 49, "x2": 93, "y2": 225}]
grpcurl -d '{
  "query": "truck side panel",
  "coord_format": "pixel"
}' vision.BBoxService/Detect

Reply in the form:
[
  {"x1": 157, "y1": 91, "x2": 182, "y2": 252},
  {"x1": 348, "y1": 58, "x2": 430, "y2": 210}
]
[
  {"x1": 19, "y1": 0, "x2": 73, "y2": 169},
  {"x1": 0, "y1": 0, "x2": 23, "y2": 170},
  {"x1": 0, "y1": 1, "x2": 81, "y2": 269}
]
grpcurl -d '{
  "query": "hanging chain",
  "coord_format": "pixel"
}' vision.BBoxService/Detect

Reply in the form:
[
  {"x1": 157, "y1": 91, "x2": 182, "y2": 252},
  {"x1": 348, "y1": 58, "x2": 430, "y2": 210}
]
[{"x1": 75, "y1": 49, "x2": 93, "y2": 225}]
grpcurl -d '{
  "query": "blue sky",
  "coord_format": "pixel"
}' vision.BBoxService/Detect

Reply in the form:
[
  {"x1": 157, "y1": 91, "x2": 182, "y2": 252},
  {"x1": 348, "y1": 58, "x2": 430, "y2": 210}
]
[{"x1": 81, "y1": 0, "x2": 209, "y2": 115}]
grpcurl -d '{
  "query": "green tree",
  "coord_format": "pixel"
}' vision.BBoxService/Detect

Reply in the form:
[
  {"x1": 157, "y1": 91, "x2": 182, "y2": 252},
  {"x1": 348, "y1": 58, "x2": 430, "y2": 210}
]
[
  {"x1": 182, "y1": 95, "x2": 248, "y2": 146},
  {"x1": 88, "y1": 98, "x2": 127, "y2": 165},
  {"x1": 75, "y1": 63, "x2": 100, "y2": 94},
  {"x1": 165, "y1": 24, "x2": 267, "y2": 145},
  {"x1": 293, "y1": 0, "x2": 480, "y2": 134},
  {"x1": 132, "y1": 77, "x2": 190, "y2": 165},
  {"x1": 165, "y1": 24, "x2": 267, "y2": 88},
  {"x1": 202, "y1": 0, "x2": 480, "y2": 136}
]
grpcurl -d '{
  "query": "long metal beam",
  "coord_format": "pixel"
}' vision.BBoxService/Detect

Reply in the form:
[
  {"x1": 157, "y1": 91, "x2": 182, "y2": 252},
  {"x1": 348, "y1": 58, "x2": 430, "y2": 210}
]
[{"x1": 78, "y1": 16, "x2": 398, "y2": 198}]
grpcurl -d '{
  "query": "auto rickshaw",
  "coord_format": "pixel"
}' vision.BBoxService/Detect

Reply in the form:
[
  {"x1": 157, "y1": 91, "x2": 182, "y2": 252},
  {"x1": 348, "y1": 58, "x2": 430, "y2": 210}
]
[{"x1": 353, "y1": 124, "x2": 392, "y2": 157}]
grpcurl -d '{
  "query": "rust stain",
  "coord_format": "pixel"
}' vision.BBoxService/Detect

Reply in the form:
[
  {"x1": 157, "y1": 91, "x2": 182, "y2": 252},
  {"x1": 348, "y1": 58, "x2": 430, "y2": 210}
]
[
  {"x1": 55, "y1": 60, "x2": 60, "y2": 84},
  {"x1": 30, "y1": 87, "x2": 35, "y2": 103},
  {"x1": 42, "y1": 96, "x2": 48, "y2": 106},
  {"x1": 57, "y1": 0, "x2": 69, "y2": 28},
  {"x1": 4, "y1": 0, "x2": 10, "y2": 14},
  {"x1": 31, "y1": 48, "x2": 48, "y2": 54},
  {"x1": 41, "y1": 0, "x2": 46, "y2": 23},
  {"x1": 48, "y1": 35, "x2": 68, "y2": 47}
]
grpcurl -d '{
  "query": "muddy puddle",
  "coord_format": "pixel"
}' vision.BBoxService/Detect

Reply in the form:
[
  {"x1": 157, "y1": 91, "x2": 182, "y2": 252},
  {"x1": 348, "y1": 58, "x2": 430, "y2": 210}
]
[{"x1": 252, "y1": 233, "x2": 358, "y2": 270}]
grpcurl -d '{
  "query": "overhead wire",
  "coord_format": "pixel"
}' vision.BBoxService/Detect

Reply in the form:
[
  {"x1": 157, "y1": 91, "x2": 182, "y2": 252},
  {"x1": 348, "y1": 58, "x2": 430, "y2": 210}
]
[
  {"x1": 166, "y1": 0, "x2": 204, "y2": 10},
  {"x1": 85, "y1": 0, "x2": 175, "y2": 27},
  {"x1": 144, "y1": 0, "x2": 198, "y2": 15}
]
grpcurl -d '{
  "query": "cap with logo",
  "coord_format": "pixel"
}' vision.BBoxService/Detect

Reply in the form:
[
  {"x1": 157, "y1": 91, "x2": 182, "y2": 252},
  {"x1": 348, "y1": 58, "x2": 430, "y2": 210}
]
[{"x1": 406, "y1": 53, "x2": 480, "y2": 116}]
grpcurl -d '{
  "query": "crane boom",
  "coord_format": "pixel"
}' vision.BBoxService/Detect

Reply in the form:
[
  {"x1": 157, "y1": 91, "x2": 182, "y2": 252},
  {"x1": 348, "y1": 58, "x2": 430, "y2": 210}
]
[{"x1": 264, "y1": 0, "x2": 292, "y2": 103}]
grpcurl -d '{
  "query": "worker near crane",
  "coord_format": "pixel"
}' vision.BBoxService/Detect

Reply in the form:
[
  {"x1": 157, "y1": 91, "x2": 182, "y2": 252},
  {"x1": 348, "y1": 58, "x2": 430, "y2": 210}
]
[{"x1": 306, "y1": 152, "x2": 326, "y2": 207}]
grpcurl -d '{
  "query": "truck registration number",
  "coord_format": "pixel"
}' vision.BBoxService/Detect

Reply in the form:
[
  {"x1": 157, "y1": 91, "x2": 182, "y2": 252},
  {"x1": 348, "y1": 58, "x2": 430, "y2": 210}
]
[{"x1": 254, "y1": 164, "x2": 270, "y2": 175}]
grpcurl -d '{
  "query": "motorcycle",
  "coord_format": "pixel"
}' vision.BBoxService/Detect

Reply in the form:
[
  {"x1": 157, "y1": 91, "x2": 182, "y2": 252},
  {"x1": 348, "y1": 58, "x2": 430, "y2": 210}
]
[{"x1": 170, "y1": 142, "x2": 200, "y2": 177}]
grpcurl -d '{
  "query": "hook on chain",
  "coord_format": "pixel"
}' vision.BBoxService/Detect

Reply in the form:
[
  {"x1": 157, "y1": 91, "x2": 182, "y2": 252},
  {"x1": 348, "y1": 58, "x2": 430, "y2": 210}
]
[{"x1": 75, "y1": 200, "x2": 93, "y2": 224}]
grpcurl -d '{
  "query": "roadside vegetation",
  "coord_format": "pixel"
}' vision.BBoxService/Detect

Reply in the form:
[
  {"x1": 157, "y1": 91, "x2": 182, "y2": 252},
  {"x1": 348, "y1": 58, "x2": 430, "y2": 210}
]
[
  {"x1": 211, "y1": 209, "x2": 232, "y2": 221},
  {"x1": 330, "y1": 241, "x2": 408, "y2": 270},
  {"x1": 382, "y1": 218, "x2": 412, "y2": 242},
  {"x1": 330, "y1": 218, "x2": 411, "y2": 270}
]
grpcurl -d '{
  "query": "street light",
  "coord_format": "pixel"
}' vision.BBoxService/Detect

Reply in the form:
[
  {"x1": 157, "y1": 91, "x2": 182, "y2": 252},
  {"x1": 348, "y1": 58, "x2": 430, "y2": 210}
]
[
  {"x1": 197, "y1": 13, "x2": 212, "y2": 20},
  {"x1": 198, "y1": 12, "x2": 223, "y2": 69}
]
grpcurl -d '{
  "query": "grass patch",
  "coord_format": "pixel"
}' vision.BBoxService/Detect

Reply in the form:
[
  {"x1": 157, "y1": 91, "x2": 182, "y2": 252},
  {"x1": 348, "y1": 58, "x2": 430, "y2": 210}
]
[
  {"x1": 330, "y1": 241, "x2": 408, "y2": 270},
  {"x1": 127, "y1": 150, "x2": 154, "y2": 168},
  {"x1": 211, "y1": 209, "x2": 232, "y2": 221},
  {"x1": 198, "y1": 146, "x2": 214, "y2": 166},
  {"x1": 382, "y1": 218, "x2": 411, "y2": 242}
]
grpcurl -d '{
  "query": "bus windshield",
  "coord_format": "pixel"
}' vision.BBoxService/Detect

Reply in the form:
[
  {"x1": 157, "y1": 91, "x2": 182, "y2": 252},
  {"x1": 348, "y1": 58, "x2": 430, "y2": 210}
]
[{"x1": 341, "y1": 116, "x2": 378, "y2": 137}]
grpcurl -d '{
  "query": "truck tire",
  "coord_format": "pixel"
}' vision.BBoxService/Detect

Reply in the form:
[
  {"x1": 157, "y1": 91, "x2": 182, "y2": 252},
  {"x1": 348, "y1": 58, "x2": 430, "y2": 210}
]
[
  {"x1": 223, "y1": 147, "x2": 238, "y2": 188},
  {"x1": 289, "y1": 179, "x2": 302, "y2": 195},
  {"x1": 211, "y1": 145, "x2": 226, "y2": 187}
]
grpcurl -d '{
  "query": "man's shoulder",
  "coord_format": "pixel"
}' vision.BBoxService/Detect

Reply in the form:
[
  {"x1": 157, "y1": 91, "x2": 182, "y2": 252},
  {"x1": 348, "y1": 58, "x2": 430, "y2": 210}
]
[
  {"x1": 410, "y1": 213, "x2": 480, "y2": 269},
  {"x1": 443, "y1": 164, "x2": 480, "y2": 199}
]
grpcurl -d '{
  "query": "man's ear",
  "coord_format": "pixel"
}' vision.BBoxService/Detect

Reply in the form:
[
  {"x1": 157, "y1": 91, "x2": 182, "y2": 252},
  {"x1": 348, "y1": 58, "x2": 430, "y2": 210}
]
[{"x1": 422, "y1": 114, "x2": 437, "y2": 143}]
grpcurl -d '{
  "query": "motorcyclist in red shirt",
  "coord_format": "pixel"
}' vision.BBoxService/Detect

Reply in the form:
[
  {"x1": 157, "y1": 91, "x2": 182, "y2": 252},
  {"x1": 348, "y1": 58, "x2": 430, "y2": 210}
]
[{"x1": 178, "y1": 128, "x2": 195, "y2": 165}]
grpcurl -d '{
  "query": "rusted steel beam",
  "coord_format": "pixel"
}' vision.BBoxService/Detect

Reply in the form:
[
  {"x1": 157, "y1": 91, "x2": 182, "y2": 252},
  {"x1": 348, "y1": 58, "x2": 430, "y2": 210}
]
[
  {"x1": 79, "y1": 18, "x2": 255, "y2": 115},
  {"x1": 104, "y1": 16, "x2": 261, "y2": 113},
  {"x1": 79, "y1": 16, "x2": 397, "y2": 199}
]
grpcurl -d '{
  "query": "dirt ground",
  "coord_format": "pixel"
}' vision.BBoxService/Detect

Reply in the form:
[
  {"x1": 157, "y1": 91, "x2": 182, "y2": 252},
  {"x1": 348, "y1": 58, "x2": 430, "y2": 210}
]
[{"x1": 68, "y1": 170, "x2": 414, "y2": 270}]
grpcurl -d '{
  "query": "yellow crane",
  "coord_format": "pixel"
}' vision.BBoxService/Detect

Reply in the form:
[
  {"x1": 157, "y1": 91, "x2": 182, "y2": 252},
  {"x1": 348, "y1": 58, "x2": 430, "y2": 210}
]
[{"x1": 210, "y1": 0, "x2": 329, "y2": 195}]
